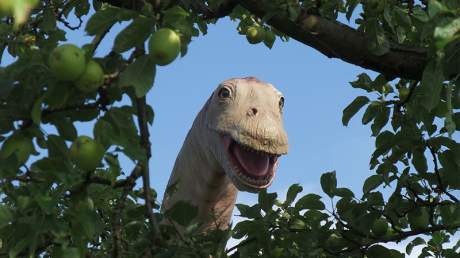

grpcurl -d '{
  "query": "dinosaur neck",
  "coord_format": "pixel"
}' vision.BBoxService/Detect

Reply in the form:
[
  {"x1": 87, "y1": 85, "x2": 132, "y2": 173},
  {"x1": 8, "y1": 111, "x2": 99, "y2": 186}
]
[{"x1": 163, "y1": 107, "x2": 238, "y2": 234}]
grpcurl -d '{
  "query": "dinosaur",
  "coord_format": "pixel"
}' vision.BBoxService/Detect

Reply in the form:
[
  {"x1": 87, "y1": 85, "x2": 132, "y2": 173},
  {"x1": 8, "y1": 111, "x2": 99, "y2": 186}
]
[{"x1": 161, "y1": 77, "x2": 289, "y2": 237}]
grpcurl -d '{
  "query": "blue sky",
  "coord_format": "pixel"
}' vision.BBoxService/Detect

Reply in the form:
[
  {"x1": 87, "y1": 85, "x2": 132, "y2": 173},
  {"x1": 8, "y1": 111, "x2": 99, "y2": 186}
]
[{"x1": 2, "y1": 5, "x2": 458, "y2": 256}]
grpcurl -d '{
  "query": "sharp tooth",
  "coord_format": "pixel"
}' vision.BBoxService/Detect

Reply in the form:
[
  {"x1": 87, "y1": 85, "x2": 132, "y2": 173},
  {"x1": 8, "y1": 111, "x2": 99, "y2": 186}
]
[
  {"x1": 256, "y1": 151, "x2": 259, "y2": 154},
  {"x1": 251, "y1": 149, "x2": 254, "y2": 152},
  {"x1": 239, "y1": 172, "x2": 243, "y2": 176},
  {"x1": 269, "y1": 154, "x2": 273, "y2": 157}
]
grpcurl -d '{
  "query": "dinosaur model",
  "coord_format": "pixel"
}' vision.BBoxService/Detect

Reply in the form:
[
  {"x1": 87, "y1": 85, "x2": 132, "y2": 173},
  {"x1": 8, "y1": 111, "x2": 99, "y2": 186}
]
[{"x1": 162, "y1": 77, "x2": 289, "y2": 236}]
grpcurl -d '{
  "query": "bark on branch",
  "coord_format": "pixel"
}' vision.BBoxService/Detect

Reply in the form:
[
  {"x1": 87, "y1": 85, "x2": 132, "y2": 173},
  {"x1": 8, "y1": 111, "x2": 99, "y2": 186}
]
[{"x1": 236, "y1": 0, "x2": 430, "y2": 81}]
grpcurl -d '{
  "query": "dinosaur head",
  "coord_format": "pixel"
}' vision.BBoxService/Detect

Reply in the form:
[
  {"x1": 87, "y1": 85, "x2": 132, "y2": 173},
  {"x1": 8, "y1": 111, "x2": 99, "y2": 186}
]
[{"x1": 205, "y1": 77, "x2": 289, "y2": 193}]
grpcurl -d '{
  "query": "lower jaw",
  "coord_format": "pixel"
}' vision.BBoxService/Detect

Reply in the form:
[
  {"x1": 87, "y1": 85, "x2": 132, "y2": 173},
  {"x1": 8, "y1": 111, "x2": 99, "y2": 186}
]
[{"x1": 233, "y1": 167, "x2": 274, "y2": 188}]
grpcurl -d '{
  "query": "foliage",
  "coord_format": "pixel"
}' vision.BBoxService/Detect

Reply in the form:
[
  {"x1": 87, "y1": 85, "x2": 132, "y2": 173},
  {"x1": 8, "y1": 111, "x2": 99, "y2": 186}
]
[{"x1": 0, "y1": 0, "x2": 459, "y2": 257}]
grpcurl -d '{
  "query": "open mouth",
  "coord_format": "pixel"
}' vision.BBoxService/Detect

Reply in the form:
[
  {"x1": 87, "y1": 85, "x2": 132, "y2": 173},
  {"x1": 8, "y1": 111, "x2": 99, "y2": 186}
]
[{"x1": 221, "y1": 135, "x2": 279, "y2": 187}]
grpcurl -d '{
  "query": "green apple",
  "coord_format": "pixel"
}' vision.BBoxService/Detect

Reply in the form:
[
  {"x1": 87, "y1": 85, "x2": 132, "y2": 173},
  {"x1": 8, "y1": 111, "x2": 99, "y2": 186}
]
[
  {"x1": 371, "y1": 217, "x2": 389, "y2": 236},
  {"x1": 368, "y1": 0, "x2": 388, "y2": 15},
  {"x1": 49, "y1": 44, "x2": 86, "y2": 80},
  {"x1": 148, "y1": 28, "x2": 181, "y2": 66},
  {"x1": 70, "y1": 136, "x2": 105, "y2": 171},
  {"x1": 0, "y1": 135, "x2": 32, "y2": 167},
  {"x1": 0, "y1": 0, "x2": 14, "y2": 18},
  {"x1": 408, "y1": 208, "x2": 429, "y2": 230},
  {"x1": 77, "y1": 197, "x2": 94, "y2": 211},
  {"x1": 73, "y1": 60, "x2": 104, "y2": 92},
  {"x1": 264, "y1": 30, "x2": 276, "y2": 44},
  {"x1": 246, "y1": 25, "x2": 266, "y2": 44}
]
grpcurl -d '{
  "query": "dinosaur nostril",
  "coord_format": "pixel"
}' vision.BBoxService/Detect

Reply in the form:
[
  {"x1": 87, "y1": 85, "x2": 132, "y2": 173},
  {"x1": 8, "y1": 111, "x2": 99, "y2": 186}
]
[{"x1": 248, "y1": 108, "x2": 258, "y2": 116}]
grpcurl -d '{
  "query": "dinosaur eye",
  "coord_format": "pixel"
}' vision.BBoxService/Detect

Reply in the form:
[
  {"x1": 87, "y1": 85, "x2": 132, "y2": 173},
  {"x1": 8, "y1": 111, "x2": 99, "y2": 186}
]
[
  {"x1": 219, "y1": 88, "x2": 230, "y2": 99},
  {"x1": 279, "y1": 97, "x2": 284, "y2": 108}
]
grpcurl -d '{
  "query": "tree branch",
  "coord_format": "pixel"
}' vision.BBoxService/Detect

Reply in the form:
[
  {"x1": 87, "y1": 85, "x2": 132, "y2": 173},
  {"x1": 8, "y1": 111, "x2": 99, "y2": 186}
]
[
  {"x1": 188, "y1": 0, "x2": 238, "y2": 19},
  {"x1": 235, "y1": 1, "x2": 435, "y2": 81}
]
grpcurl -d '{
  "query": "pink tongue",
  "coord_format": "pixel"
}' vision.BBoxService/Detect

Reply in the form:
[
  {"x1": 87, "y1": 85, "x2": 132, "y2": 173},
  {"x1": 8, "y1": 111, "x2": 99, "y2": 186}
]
[{"x1": 233, "y1": 144, "x2": 269, "y2": 177}]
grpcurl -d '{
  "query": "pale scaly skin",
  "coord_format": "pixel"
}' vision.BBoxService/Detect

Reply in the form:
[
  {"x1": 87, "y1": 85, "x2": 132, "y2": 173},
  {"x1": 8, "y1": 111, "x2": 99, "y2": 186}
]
[{"x1": 162, "y1": 77, "x2": 289, "y2": 237}]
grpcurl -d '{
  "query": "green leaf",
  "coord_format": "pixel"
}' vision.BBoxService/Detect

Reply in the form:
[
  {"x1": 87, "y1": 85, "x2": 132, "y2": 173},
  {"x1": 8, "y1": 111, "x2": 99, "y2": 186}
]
[
  {"x1": 100, "y1": 106, "x2": 139, "y2": 148},
  {"x1": 47, "y1": 134, "x2": 70, "y2": 162},
  {"x1": 411, "y1": 6, "x2": 429, "y2": 23},
  {"x1": 321, "y1": 171, "x2": 337, "y2": 198},
  {"x1": 434, "y1": 17, "x2": 460, "y2": 50},
  {"x1": 184, "y1": 222, "x2": 204, "y2": 238},
  {"x1": 42, "y1": 10, "x2": 57, "y2": 32},
  {"x1": 261, "y1": 12, "x2": 277, "y2": 24},
  {"x1": 364, "y1": 19, "x2": 390, "y2": 56},
  {"x1": 163, "y1": 5, "x2": 189, "y2": 16},
  {"x1": 332, "y1": 188, "x2": 355, "y2": 198},
  {"x1": 346, "y1": 0, "x2": 360, "y2": 22},
  {"x1": 288, "y1": 7, "x2": 297, "y2": 21},
  {"x1": 49, "y1": 116, "x2": 78, "y2": 141},
  {"x1": 34, "y1": 194, "x2": 52, "y2": 214},
  {"x1": 428, "y1": 0, "x2": 449, "y2": 19},
  {"x1": 406, "y1": 237, "x2": 426, "y2": 255},
  {"x1": 342, "y1": 96, "x2": 370, "y2": 126},
  {"x1": 235, "y1": 203, "x2": 261, "y2": 219},
  {"x1": 439, "y1": 150, "x2": 460, "y2": 189},
  {"x1": 363, "y1": 175, "x2": 384, "y2": 194},
  {"x1": 117, "y1": 145, "x2": 147, "y2": 165},
  {"x1": 146, "y1": 104, "x2": 154, "y2": 126},
  {"x1": 118, "y1": 55, "x2": 156, "y2": 97},
  {"x1": 412, "y1": 147, "x2": 427, "y2": 173},
  {"x1": 421, "y1": 60, "x2": 444, "y2": 112},
  {"x1": 366, "y1": 244, "x2": 394, "y2": 258},
  {"x1": 295, "y1": 194, "x2": 325, "y2": 210},
  {"x1": 165, "y1": 177, "x2": 181, "y2": 197},
  {"x1": 163, "y1": 199, "x2": 199, "y2": 227},
  {"x1": 125, "y1": 220, "x2": 143, "y2": 241},
  {"x1": 285, "y1": 183, "x2": 303, "y2": 207},
  {"x1": 0, "y1": 205, "x2": 14, "y2": 229},
  {"x1": 258, "y1": 189, "x2": 277, "y2": 213},
  {"x1": 31, "y1": 94, "x2": 45, "y2": 126},
  {"x1": 369, "y1": 74, "x2": 388, "y2": 93},
  {"x1": 113, "y1": 17, "x2": 152, "y2": 53},
  {"x1": 85, "y1": 7, "x2": 120, "y2": 36},
  {"x1": 394, "y1": 8, "x2": 411, "y2": 28},
  {"x1": 233, "y1": 220, "x2": 261, "y2": 239},
  {"x1": 364, "y1": 191, "x2": 384, "y2": 207},
  {"x1": 362, "y1": 102, "x2": 381, "y2": 125},
  {"x1": 371, "y1": 106, "x2": 390, "y2": 136},
  {"x1": 116, "y1": 8, "x2": 139, "y2": 22},
  {"x1": 256, "y1": 227, "x2": 272, "y2": 255},
  {"x1": 9, "y1": 233, "x2": 34, "y2": 258}
]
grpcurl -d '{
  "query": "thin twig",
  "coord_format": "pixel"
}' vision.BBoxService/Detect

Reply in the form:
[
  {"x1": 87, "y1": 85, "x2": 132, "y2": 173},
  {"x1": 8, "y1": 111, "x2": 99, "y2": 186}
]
[
  {"x1": 427, "y1": 143, "x2": 460, "y2": 202},
  {"x1": 113, "y1": 165, "x2": 143, "y2": 258},
  {"x1": 137, "y1": 93, "x2": 163, "y2": 254},
  {"x1": 226, "y1": 236, "x2": 256, "y2": 253}
]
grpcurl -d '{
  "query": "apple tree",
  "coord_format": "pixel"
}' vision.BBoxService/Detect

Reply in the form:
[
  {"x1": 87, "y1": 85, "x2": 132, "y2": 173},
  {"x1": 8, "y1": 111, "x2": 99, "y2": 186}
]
[{"x1": 0, "y1": 0, "x2": 459, "y2": 257}]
